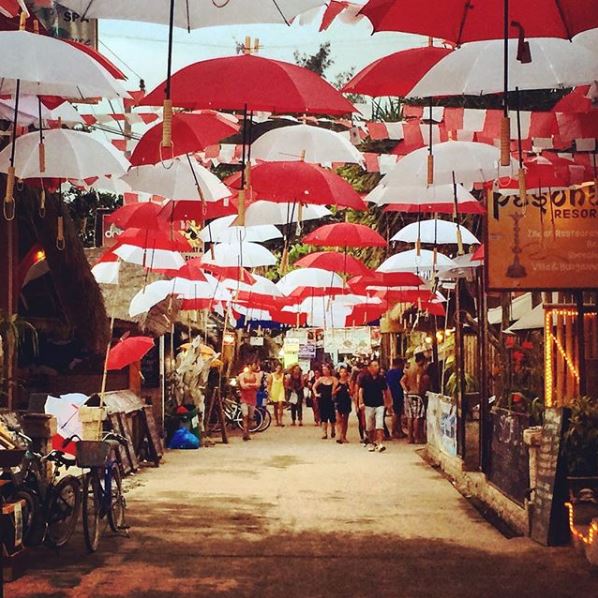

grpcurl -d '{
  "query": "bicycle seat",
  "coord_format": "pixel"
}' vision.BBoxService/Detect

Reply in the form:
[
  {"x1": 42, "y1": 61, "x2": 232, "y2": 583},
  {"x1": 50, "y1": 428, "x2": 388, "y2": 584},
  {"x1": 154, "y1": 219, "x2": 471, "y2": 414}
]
[{"x1": 46, "y1": 450, "x2": 77, "y2": 468}]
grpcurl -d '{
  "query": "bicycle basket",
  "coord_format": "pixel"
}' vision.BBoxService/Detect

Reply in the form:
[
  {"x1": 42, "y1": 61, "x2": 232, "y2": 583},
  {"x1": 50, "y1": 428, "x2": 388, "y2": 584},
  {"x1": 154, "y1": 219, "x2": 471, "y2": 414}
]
[{"x1": 75, "y1": 441, "x2": 111, "y2": 468}]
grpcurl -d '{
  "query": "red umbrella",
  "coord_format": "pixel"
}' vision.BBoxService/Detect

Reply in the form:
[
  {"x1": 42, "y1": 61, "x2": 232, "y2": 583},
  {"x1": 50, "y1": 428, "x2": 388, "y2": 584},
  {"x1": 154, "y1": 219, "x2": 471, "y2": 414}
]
[
  {"x1": 303, "y1": 222, "x2": 386, "y2": 248},
  {"x1": 359, "y1": 0, "x2": 598, "y2": 42},
  {"x1": 342, "y1": 46, "x2": 453, "y2": 98},
  {"x1": 105, "y1": 202, "x2": 165, "y2": 230},
  {"x1": 158, "y1": 198, "x2": 236, "y2": 223},
  {"x1": 226, "y1": 161, "x2": 366, "y2": 210},
  {"x1": 347, "y1": 272, "x2": 425, "y2": 291},
  {"x1": 129, "y1": 111, "x2": 239, "y2": 166},
  {"x1": 193, "y1": 259, "x2": 255, "y2": 285},
  {"x1": 295, "y1": 251, "x2": 371, "y2": 276},
  {"x1": 63, "y1": 39, "x2": 127, "y2": 80},
  {"x1": 140, "y1": 54, "x2": 355, "y2": 115},
  {"x1": 472, "y1": 244, "x2": 485, "y2": 261},
  {"x1": 107, "y1": 336, "x2": 154, "y2": 371}
]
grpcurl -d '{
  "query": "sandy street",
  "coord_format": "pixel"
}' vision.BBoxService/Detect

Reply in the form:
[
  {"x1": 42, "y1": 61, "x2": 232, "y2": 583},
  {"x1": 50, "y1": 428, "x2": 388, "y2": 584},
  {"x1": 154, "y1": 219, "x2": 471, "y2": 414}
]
[{"x1": 9, "y1": 420, "x2": 597, "y2": 598}]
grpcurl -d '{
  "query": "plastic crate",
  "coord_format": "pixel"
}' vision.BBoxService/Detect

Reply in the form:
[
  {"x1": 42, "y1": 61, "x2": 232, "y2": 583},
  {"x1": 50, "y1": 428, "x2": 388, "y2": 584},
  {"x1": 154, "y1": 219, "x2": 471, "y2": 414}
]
[{"x1": 75, "y1": 441, "x2": 110, "y2": 468}]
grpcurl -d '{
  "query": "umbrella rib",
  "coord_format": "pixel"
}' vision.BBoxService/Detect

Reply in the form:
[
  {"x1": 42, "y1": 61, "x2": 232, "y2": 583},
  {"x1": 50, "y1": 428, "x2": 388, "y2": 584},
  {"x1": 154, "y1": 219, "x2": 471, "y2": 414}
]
[
  {"x1": 82, "y1": 0, "x2": 95, "y2": 20},
  {"x1": 270, "y1": 0, "x2": 291, "y2": 26},
  {"x1": 553, "y1": 0, "x2": 573, "y2": 40}
]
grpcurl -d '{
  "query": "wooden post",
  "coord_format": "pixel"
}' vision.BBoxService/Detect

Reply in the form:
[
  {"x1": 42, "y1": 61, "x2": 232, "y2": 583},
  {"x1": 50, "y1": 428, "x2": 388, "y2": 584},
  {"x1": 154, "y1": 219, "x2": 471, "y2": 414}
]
[
  {"x1": 454, "y1": 278, "x2": 466, "y2": 458},
  {"x1": 576, "y1": 292, "x2": 587, "y2": 396}
]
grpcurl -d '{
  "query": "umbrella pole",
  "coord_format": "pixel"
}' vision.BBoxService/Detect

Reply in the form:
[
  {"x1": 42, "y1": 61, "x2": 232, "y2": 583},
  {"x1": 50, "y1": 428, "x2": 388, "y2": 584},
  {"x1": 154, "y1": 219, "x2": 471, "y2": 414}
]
[
  {"x1": 515, "y1": 86, "x2": 526, "y2": 208},
  {"x1": 37, "y1": 97, "x2": 45, "y2": 174},
  {"x1": 452, "y1": 171, "x2": 464, "y2": 255},
  {"x1": 500, "y1": 0, "x2": 511, "y2": 167},
  {"x1": 99, "y1": 315, "x2": 116, "y2": 410},
  {"x1": 3, "y1": 79, "x2": 20, "y2": 221},
  {"x1": 162, "y1": 0, "x2": 176, "y2": 148},
  {"x1": 427, "y1": 98, "x2": 434, "y2": 185}
]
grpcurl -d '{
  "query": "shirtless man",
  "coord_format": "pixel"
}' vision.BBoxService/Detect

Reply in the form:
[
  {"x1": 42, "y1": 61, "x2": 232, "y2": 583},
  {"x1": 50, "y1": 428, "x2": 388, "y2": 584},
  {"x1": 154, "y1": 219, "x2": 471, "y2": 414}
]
[{"x1": 401, "y1": 353, "x2": 429, "y2": 444}]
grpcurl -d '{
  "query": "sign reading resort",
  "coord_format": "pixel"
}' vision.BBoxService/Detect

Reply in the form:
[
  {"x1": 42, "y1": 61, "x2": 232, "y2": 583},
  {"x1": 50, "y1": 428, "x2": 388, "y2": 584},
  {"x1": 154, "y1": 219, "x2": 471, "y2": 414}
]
[{"x1": 487, "y1": 185, "x2": 598, "y2": 290}]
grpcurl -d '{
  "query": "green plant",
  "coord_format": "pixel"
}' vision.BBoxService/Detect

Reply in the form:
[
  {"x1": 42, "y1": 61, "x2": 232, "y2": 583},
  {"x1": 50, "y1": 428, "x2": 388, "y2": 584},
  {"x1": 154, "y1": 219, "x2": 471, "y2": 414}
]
[{"x1": 563, "y1": 395, "x2": 598, "y2": 477}]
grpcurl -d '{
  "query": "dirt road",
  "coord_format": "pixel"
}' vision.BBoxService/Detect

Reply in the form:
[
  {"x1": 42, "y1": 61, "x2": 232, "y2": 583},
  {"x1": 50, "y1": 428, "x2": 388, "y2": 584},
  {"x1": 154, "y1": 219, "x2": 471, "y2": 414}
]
[{"x1": 9, "y1": 421, "x2": 597, "y2": 597}]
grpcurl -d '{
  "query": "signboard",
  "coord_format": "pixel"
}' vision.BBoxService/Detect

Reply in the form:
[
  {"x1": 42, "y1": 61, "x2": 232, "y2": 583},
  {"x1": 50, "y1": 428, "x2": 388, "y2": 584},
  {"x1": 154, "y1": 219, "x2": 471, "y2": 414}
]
[
  {"x1": 426, "y1": 393, "x2": 457, "y2": 457},
  {"x1": 487, "y1": 185, "x2": 598, "y2": 290},
  {"x1": 298, "y1": 344, "x2": 316, "y2": 359},
  {"x1": 30, "y1": 2, "x2": 98, "y2": 47},
  {"x1": 323, "y1": 327, "x2": 371, "y2": 354},
  {"x1": 249, "y1": 336, "x2": 264, "y2": 346},
  {"x1": 100, "y1": 214, "x2": 123, "y2": 248}
]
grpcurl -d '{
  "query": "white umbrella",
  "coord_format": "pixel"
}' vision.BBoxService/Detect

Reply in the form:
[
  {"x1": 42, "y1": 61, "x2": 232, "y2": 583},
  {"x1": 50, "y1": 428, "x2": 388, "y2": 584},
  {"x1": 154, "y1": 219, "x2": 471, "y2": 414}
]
[
  {"x1": 199, "y1": 217, "x2": 281, "y2": 243},
  {"x1": 0, "y1": 129, "x2": 129, "y2": 179},
  {"x1": 409, "y1": 38, "x2": 598, "y2": 98},
  {"x1": 0, "y1": 30, "x2": 128, "y2": 98},
  {"x1": 392, "y1": 220, "x2": 480, "y2": 245},
  {"x1": 251, "y1": 124, "x2": 363, "y2": 165},
  {"x1": 377, "y1": 249, "x2": 457, "y2": 273},
  {"x1": 243, "y1": 201, "x2": 331, "y2": 226},
  {"x1": 384, "y1": 141, "x2": 515, "y2": 187},
  {"x1": 91, "y1": 253, "x2": 120, "y2": 285},
  {"x1": 367, "y1": 182, "x2": 479, "y2": 211},
  {"x1": 224, "y1": 273, "x2": 284, "y2": 297},
  {"x1": 122, "y1": 157, "x2": 230, "y2": 201},
  {"x1": 113, "y1": 245, "x2": 186, "y2": 271},
  {"x1": 276, "y1": 268, "x2": 343, "y2": 295},
  {"x1": 0, "y1": 97, "x2": 83, "y2": 126},
  {"x1": 200, "y1": 242, "x2": 277, "y2": 268},
  {"x1": 59, "y1": 1, "x2": 325, "y2": 28},
  {"x1": 84, "y1": 175, "x2": 132, "y2": 195}
]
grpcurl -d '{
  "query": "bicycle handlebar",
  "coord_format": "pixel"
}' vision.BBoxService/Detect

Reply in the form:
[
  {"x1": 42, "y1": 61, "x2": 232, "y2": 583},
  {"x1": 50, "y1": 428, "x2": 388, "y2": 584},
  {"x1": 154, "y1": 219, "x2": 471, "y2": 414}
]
[
  {"x1": 102, "y1": 431, "x2": 128, "y2": 445},
  {"x1": 44, "y1": 450, "x2": 77, "y2": 468}
]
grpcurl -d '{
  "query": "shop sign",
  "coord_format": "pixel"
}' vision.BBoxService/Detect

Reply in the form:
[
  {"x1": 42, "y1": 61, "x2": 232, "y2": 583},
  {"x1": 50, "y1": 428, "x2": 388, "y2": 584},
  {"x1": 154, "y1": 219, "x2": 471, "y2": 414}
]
[
  {"x1": 29, "y1": 2, "x2": 98, "y2": 47},
  {"x1": 487, "y1": 185, "x2": 598, "y2": 290},
  {"x1": 323, "y1": 327, "x2": 371, "y2": 354},
  {"x1": 297, "y1": 343, "x2": 316, "y2": 359}
]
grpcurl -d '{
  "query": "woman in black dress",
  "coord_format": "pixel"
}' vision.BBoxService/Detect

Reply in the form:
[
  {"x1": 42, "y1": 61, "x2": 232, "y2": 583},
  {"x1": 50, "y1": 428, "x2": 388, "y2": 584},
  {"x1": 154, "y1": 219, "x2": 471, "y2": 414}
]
[
  {"x1": 334, "y1": 366, "x2": 352, "y2": 444},
  {"x1": 314, "y1": 364, "x2": 337, "y2": 439}
]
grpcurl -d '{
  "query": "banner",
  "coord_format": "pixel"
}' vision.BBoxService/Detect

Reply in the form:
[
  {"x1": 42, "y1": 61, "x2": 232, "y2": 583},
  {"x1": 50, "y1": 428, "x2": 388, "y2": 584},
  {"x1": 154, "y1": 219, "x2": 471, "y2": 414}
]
[
  {"x1": 29, "y1": 2, "x2": 98, "y2": 47},
  {"x1": 487, "y1": 185, "x2": 598, "y2": 290},
  {"x1": 323, "y1": 327, "x2": 371, "y2": 355}
]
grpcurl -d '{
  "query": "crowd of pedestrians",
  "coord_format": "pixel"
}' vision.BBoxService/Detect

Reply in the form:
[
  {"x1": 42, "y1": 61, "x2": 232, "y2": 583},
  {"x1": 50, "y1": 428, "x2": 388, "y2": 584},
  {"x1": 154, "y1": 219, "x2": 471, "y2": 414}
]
[{"x1": 236, "y1": 349, "x2": 437, "y2": 449}]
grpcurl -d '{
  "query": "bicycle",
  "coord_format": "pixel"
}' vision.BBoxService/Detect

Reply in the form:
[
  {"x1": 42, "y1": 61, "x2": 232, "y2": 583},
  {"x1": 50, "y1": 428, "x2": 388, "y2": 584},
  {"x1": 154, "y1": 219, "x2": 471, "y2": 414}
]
[
  {"x1": 66, "y1": 431, "x2": 129, "y2": 553},
  {"x1": 0, "y1": 432, "x2": 81, "y2": 548}
]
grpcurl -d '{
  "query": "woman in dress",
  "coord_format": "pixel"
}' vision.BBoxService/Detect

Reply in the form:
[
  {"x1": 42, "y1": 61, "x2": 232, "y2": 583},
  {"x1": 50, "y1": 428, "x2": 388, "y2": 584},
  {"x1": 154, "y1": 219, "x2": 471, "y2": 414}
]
[
  {"x1": 308, "y1": 366, "x2": 321, "y2": 425},
  {"x1": 314, "y1": 364, "x2": 337, "y2": 439},
  {"x1": 268, "y1": 361, "x2": 286, "y2": 427},
  {"x1": 334, "y1": 366, "x2": 352, "y2": 444},
  {"x1": 285, "y1": 364, "x2": 305, "y2": 426}
]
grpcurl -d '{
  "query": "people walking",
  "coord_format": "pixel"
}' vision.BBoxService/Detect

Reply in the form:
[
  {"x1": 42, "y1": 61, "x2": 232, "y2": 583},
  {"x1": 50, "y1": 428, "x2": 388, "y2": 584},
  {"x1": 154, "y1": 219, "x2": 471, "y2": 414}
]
[
  {"x1": 285, "y1": 364, "x2": 305, "y2": 426},
  {"x1": 237, "y1": 361, "x2": 260, "y2": 441},
  {"x1": 268, "y1": 361, "x2": 286, "y2": 427},
  {"x1": 334, "y1": 365, "x2": 352, "y2": 444},
  {"x1": 314, "y1": 364, "x2": 337, "y2": 439},
  {"x1": 401, "y1": 352, "x2": 429, "y2": 444},
  {"x1": 358, "y1": 360, "x2": 392, "y2": 452},
  {"x1": 307, "y1": 366, "x2": 321, "y2": 425},
  {"x1": 350, "y1": 361, "x2": 367, "y2": 444},
  {"x1": 386, "y1": 357, "x2": 406, "y2": 439}
]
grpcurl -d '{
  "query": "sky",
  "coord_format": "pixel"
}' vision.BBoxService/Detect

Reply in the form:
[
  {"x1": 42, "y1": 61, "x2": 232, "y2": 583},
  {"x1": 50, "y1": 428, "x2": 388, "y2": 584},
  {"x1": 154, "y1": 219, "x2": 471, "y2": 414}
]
[{"x1": 97, "y1": 8, "x2": 426, "y2": 92}]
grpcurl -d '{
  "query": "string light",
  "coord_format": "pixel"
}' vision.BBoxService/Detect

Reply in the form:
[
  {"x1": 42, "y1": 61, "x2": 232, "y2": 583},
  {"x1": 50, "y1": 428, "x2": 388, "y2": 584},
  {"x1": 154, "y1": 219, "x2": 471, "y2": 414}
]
[
  {"x1": 550, "y1": 332, "x2": 580, "y2": 381},
  {"x1": 565, "y1": 502, "x2": 598, "y2": 546},
  {"x1": 544, "y1": 310, "x2": 553, "y2": 407}
]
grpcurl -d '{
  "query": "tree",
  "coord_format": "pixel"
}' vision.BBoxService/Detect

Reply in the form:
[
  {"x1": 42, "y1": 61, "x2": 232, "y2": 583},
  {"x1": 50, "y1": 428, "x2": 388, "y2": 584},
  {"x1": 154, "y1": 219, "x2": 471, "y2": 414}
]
[{"x1": 294, "y1": 42, "x2": 334, "y2": 77}]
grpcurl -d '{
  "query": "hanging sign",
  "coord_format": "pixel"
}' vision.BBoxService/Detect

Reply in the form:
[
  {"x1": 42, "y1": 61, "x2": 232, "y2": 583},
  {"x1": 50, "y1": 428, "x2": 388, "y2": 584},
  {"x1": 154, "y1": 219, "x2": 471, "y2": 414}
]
[
  {"x1": 29, "y1": 2, "x2": 98, "y2": 47},
  {"x1": 487, "y1": 185, "x2": 598, "y2": 290}
]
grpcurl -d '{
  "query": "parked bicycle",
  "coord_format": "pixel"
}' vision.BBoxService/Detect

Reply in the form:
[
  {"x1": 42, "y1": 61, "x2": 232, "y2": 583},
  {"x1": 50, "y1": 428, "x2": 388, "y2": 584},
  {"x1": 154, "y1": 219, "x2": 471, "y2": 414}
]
[
  {"x1": 65, "y1": 431, "x2": 129, "y2": 552},
  {"x1": 0, "y1": 432, "x2": 81, "y2": 548}
]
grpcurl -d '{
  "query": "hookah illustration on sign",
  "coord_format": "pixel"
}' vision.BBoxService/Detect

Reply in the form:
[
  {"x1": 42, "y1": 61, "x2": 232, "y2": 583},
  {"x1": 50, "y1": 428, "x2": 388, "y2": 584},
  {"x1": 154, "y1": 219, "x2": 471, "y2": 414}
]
[{"x1": 506, "y1": 211, "x2": 527, "y2": 278}]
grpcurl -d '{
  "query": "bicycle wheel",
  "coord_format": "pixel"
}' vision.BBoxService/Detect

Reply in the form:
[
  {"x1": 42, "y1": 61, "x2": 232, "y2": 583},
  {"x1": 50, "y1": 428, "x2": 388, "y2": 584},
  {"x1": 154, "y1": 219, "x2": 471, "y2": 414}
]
[
  {"x1": 15, "y1": 488, "x2": 44, "y2": 547},
  {"x1": 82, "y1": 471, "x2": 103, "y2": 552},
  {"x1": 108, "y1": 464, "x2": 126, "y2": 532},
  {"x1": 257, "y1": 408, "x2": 272, "y2": 433},
  {"x1": 248, "y1": 408, "x2": 263, "y2": 433},
  {"x1": 45, "y1": 476, "x2": 81, "y2": 548}
]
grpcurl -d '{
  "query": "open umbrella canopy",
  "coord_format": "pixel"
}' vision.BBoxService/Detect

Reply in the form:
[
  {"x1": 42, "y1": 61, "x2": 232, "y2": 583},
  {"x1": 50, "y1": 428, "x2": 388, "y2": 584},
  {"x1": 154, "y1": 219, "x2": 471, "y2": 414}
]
[
  {"x1": 277, "y1": 267, "x2": 344, "y2": 297},
  {"x1": 409, "y1": 38, "x2": 598, "y2": 97},
  {"x1": 226, "y1": 161, "x2": 366, "y2": 210},
  {"x1": 241, "y1": 200, "x2": 332, "y2": 226},
  {"x1": 200, "y1": 242, "x2": 277, "y2": 268},
  {"x1": 303, "y1": 222, "x2": 386, "y2": 248},
  {"x1": 129, "y1": 111, "x2": 239, "y2": 166},
  {"x1": 384, "y1": 141, "x2": 515, "y2": 187},
  {"x1": 0, "y1": 96, "x2": 83, "y2": 126},
  {"x1": 107, "y1": 336, "x2": 154, "y2": 370},
  {"x1": 347, "y1": 272, "x2": 425, "y2": 291},
  {"x1": 199, "y1": 217, "x2": 282, "y2": 244},
  {"x1": 59, "y1": 1, "x2": 325, "y2": 29},
  {"x1": 359, "y1": 0, "x2": 598, "y2": 42},
  {"x1": 91, "y1": 252, "x2": 120, "y2": 285},
  {"x1": 251, "y1": 124, "x2": 363, "y2": 164},
  {"x1": 158, "y1": 198, "x2": 236, "y2": 223},
  {"x1": 294, "y1": 251, "x2": 371, "y2": 276},
  {"x1": 392, "y1": 219, "x2": 480, "y2": 245},
  {"x1": 378, "y1": 249, "x2": 457, "y2": 273},
  {"x1": 122, "y1": 157, "x2": 230, "y2": 202},
  {"x1": 0, "y1": 30, "x2": 128, "y2": 98},
  {"x1": 105, "y1": 202, "x2": 165, "y2": 231},
  {"x1": 368, "y1": 182, "x2": 484, "y2": 214},
  {"x1": 342, "y1": 46, "x2": 453, "y2": 97},
  {"x1": 0, "y1": 129, "x2": 129, "y2": 179},
  {"x1": 141, "y1": 54, "x2": 355, "y2": 115}
]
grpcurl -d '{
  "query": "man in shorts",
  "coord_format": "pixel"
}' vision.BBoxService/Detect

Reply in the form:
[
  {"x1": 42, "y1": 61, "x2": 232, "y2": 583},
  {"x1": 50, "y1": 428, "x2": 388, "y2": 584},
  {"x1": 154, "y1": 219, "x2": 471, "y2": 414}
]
[
  {"x1": 358, "y1": 360, "x2": 392, "y2": 453},
  {"x1": 237, "y1": 361, "x2": 260, "y2": 441},
  {"x1": 386, "y1": 357, "x2": 406, "y2": 439},
  {"x1": 401, "y1": 352, "x2": 430, "y2": 444}
]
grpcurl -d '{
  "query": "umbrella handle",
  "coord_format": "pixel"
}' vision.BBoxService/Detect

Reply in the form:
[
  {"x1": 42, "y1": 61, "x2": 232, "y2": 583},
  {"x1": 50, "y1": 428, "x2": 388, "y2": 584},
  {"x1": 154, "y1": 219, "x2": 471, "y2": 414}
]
[
  {"x1": 162, "y1": 99, "x2": 173, "y2": 148},
  {"x1": 427, "y1": 154, "x2": 434, "y2": 185},
  {"x1": 158, "y1": 140, "x2": 175, "y2": 170},
  {"x1": 3, "y1": 166, "x2": 16, "y2": 221},
  {"x1": 500, "y1": 116, "x2": 511, "y2": 167},
  {"x1": 518, "y1": 167, "x2": 527, "y2": 211},
  {"x1": 38, "y1": 141, "x2": 45, "y2": 174},
  {"x1": 56, "y1": 215, "x2": 65, "y2": 251},
  {"x1": 39, "y1": 187, "x2": 46, "y2": 218}
]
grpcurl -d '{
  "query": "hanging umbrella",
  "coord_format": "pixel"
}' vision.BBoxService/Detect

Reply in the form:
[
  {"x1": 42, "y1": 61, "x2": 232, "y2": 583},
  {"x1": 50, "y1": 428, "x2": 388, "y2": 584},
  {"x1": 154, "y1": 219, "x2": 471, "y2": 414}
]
[
  {"x1": 141, "y1": 53, "x2": 355, "y2": 115},
  {"x1": 129, "y1": 111, "x2": 239, "y2": 166},
  {"x1": 83, "y1": 175, "x2": 132, "y2": 195},
  {"x1": 199, "y1": 219, "x2": 282, "y2": 244},
  {"x1": 105, "y1": 202, "x2": 165, "y2": 231},
  {"x1": 347, "y1": 272, "x2": 425, "y2": 292},
  {"x1": 91, "y1": 252, "x2": 120, "y2": 285},
  {"x1": 200, "y1": 242, "x2": 277, "y2": 268},
  {"x1": 226, "y1": 161, "x2": 366, "y2": 210},
  {"x1": 378, "y1": 249, "x2": 457, "y2": 273},
  {"x1": 158, "y1": 198, "x2": 236, "y2": 223},
  {"x1": 239, "y1": 200, "x2": 331, "y2": 226},
  {"x1": 384, "y1": 140, "x2": 515, "y2": 187},
  {"x1": 197, "y1": 261, "x2": 255, "y2": 286},
  {"x1": 303, "y1": 222, "x2": 386, "y2": 248},
  {"x1": 276, "y1": 267, "x2": 344, "y2": 297},
  {"x1": 251, "y1": 124, "x2": 363, "y2": 164},
  {"x1": 122, "y1": 157, "x2": 230, "y2": 202},
  {"x1": 342, "y1": 45, "x2": 454, "y2": 97},
  {"x1": 409, "y1": 38, "x2": 598, "y2": 98},
  {"x1": 62, "y1": 39, "x2": 127, "y2": 80},
  {"x1": 0, "y1": 129, "x2": 129, "y2": 179},
  {"x1": 107, "y1": 336, "x2": 154, "y2": 370},
  {"x1": 392, "y1": 220, "x2": 480, "y2": 245},
  {"x1": 368, "y1": 182, "x2": 484, "y2": 214},
  {"x1": 0, "y1": 96, "x2": 83, "y2": 126},
  {"x1": 294, "y1": 251, "x2": 371, "y2": 276},
  {"x1": 497, "y1": 153, "x2": 576, "y2": 193},
  {"x1": 0, "y1": 1, "x2": 25, "y2": 18}
]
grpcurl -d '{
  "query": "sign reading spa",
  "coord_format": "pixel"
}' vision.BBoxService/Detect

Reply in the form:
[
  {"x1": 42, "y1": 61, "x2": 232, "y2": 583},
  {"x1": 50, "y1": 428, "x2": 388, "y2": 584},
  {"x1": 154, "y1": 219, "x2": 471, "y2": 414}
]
[{"x1": 487, "y1": 184, "x2": 598, "y2": 290}]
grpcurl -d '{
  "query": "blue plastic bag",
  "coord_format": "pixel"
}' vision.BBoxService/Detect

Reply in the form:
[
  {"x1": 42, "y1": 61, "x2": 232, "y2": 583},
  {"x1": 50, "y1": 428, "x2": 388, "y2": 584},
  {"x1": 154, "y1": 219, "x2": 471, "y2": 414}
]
[{"x1": 168, "y1": 427, "x2": 200, "y2": 449}]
